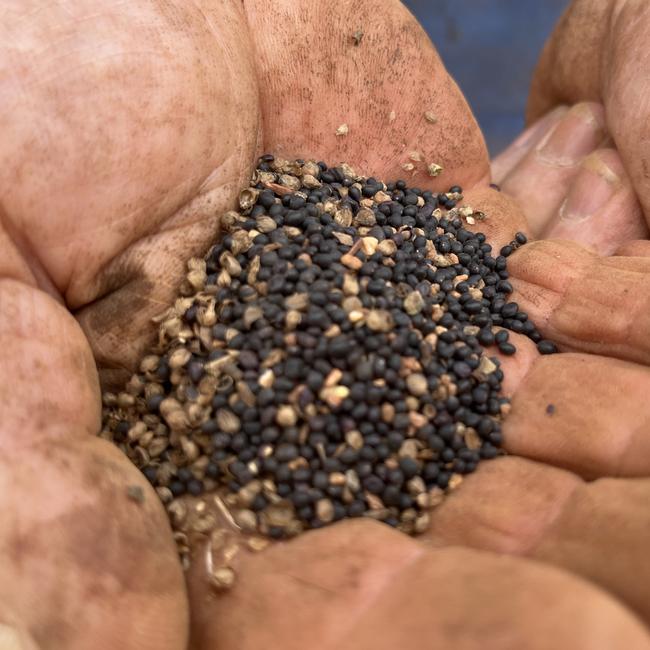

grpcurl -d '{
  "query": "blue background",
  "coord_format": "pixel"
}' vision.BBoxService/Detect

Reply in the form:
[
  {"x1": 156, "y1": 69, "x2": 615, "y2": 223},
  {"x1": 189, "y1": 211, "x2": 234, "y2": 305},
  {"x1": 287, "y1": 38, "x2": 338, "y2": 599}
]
[{"x1": 403, "y1": 0, "x2": 569, "y2": 154}]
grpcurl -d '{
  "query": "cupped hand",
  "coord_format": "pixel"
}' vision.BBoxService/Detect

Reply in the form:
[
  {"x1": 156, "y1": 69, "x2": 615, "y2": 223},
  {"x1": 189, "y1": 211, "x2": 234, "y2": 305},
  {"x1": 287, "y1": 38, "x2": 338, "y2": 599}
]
[{"x1": 1, "y1": 2, "x2": 649, "y2": 649}]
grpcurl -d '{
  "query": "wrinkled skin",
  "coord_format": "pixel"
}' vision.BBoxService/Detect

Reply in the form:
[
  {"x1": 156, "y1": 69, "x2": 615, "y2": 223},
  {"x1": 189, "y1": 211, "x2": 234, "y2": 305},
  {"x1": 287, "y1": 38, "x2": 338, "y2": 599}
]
[{"x1": 1, "y1": 1, "x2": 650, "y2": 649}]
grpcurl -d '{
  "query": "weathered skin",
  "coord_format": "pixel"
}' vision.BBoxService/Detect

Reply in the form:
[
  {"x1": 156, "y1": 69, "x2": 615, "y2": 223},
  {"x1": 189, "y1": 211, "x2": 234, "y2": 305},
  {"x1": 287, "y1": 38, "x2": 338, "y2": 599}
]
[{"x1": 0, "y1": 1, "x2": 649, "y2": 648}]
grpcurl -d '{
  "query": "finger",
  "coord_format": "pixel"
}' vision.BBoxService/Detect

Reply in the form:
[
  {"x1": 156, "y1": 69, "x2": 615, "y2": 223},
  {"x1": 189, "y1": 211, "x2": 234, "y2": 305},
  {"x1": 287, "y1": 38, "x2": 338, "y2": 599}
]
[
  {"x1": 526, "y1": 1, "x2": 608, "y2": 123},
  {"x1": 426, "y1": 457, "x2": 581, "y2": 556},
  {"x1": 188, "y1": 518, "x2": 650, "y2": 649},
  {"x1": 615, "y1": 240, "x2": 650, "y2": 257},
  {"x1": 490, "y1": 331, "x2": 540, "y2": 397},
  {"x1": 504, "y1": 352, "x2": 650, "y2": 478},
  {"x1": 491, "y1": 106, "x2": 568, "y2": 184},
  {"x1": 499, "y1": 103, "x2": 607, "y2": 237},
  {"x1": 460, "y1": 185, "x2": 528, "y2": 251},
  {"x1": 527, "y1": 0, "x2": 650, "y2": 223},
  {"x1": 544, "y1": 149, "x2": 648, "y2": 253},
  {"x1": 509, "y1": 240, "x2": 650, "y2": 365},
  {"x1": 0, "y1": 280, "x2": 187, "y2": 650},
  {"x1": 427, "y1": 457, "x2": 650, "y2": 626},
  {"x1": 245, "y1": 0, "x2": 490, "y2": 192}
]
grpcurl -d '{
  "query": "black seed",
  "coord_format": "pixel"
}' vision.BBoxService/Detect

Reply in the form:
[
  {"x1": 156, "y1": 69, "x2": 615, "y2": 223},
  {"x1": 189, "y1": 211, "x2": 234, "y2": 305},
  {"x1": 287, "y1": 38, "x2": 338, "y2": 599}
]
[{"x1": 537, "y1": 340, "x2": 557, "y2": 355}]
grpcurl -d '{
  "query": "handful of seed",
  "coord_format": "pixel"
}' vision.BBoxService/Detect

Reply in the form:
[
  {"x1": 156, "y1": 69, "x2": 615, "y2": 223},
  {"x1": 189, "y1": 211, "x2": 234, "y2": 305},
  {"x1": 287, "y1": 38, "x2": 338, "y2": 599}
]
[{"x1": 101, "y1": 155, "x2": 556, "y2": 555}]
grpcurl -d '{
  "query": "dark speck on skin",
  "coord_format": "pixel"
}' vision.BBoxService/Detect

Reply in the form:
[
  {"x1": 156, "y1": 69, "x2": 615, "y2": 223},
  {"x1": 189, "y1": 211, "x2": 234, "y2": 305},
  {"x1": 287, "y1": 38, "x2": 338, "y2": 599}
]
[
  {"x1": 546, "y1": 403, "x2": 555, "y2": 416},
  {"x1": 127, "y1": 485, "x2": 145, "y2": 504}
]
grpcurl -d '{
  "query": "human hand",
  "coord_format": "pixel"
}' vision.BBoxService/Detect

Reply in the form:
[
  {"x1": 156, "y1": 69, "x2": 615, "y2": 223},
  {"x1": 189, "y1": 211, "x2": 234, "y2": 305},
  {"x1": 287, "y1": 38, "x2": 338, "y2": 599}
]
[
  {"x1": 422, "y1": 104, "x2": 650, "y2": 641},
  {"x1": 526, "y1": 0, "x2": 650, "y2": 225},
  {"x1": 1, "y1": 2, "x2": 648, "y2": 649}
]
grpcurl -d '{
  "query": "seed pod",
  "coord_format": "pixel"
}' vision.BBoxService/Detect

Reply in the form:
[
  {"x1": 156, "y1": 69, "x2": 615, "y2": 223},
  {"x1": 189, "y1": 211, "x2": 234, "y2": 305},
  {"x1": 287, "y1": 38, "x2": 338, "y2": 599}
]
[
  {"x1": 376, "y1": 239, "x2": 397, "y2": 256},
  {"x1": 256, "y1": 216, "x2": 277, "y2": 233},
  {"x1": 360, "y1": 236, "x2": 378, "y2": 255},
  {"x1": 279, "y1": 174, "x2": 301, "y2": 190},
  {"x1": 148, "y1": 437, "x2": 169, "y2": 458},
  {"x1": 216, "y1": 409, "x2": 240, "y2": 434},
  {"x1": 167, "y1": 499, "x2": 188, "y2": 528},
  {"x1": 219, "y1": 252, "x2": 242, "y2": 277},
  {"x1": 231, "y1": 230, "x2": 252, "y2": 255},
  {"x1": 302, "y1": 174, "x2": 321, "y2": 188},
  {"x1": 334, "y1": 206, "x2": 353, "y2": 227},
  {"x1": 210, "y1": 566, "x2": 236, "y2": 591},
  {"x1": 333, "y1": 232, "x2": 354, "y2": 246},
  {"x1": 354, "y1": 208, "x2": 376, "y2": 226},
  {"x1": 180, "y1": 436, "x2": 199, "y2": 462},
  {"x1": 234, "y1": 509, "x2": 258, "y2": 532},
  {"x1": 168, "y1": 348, "x2": 192, "y2": 369},
  {"x1": 239, "y1": 188, "x2": 259, "y2": 211},
  {"x1": 197, "y1": 302, "x2": 217, "y2": 327},
  {"x1": 220, "y1": 210, "x2": 240, "y2": 231},
  {"x1": 215, "y1": 269, "x2": 231, "y2": 289}
]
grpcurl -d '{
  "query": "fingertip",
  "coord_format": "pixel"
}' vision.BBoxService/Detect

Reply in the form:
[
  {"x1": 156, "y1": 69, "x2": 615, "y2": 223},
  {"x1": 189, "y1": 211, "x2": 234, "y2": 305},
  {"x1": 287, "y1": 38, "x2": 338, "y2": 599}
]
[
  {"x1": 490, "y1": 332, "x2": 540, "y2": 397},
  {"x1": 461, "y1": 185, "x2": 528, "y2": 251}
]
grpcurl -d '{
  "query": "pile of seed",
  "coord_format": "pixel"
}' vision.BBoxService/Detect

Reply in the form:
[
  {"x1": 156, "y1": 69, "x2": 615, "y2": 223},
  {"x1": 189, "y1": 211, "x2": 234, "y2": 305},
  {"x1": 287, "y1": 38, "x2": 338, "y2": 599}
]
[{"x1": 101, "y1": 155, "x2": 556, "y2": 546}]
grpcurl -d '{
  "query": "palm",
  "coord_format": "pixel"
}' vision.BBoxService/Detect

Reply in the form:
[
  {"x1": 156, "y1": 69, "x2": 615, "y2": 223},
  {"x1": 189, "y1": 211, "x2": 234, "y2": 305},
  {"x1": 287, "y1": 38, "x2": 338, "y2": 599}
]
[{"x1": 1, "y1": 2, "x2": 648, "y2": 649}]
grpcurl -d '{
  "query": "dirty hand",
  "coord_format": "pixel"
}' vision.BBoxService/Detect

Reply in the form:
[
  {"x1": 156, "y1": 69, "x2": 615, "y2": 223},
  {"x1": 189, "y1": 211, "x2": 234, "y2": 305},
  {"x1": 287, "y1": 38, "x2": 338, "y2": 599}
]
[
  {"x1": 0, "y1": 2, "x2": 648, "y2": 649},
  {"x1": 526, "y1": 0, "x2": 650, "y2": 226}
]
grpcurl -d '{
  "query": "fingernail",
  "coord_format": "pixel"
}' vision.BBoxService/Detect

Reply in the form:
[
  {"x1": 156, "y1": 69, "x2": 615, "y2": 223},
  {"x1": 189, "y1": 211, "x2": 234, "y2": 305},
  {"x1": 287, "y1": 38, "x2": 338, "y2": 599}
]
[
  {"x1": 515, "y1": 105, "x2": 568, "y2": 150},
  {"x1": 559, "y1": 155, "x2": 621, "y2": 222},
  {"x1": 536, "y1": 103, "x2": 606, "y2": 166}
]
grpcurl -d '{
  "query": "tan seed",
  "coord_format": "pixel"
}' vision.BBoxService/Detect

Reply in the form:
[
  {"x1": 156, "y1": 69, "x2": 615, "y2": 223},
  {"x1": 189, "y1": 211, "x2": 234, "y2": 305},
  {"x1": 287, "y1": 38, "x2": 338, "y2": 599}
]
[
  {"x1": 334, "y1": 206, "x2": 353, "y2": 227},
  {"x1": 316, "y1": 499, "x2": 334, "y2": 523},
  {"x1": 247, "y1": 536, "x2": 270, "y2": 552},
  {"x1": 361, "y1": 236, "x2": 378, "y2": 255},
  {"x1": 354, "y1": 208, "x2": 376, "y2": 226},
  {"x1": 256, "y1": 216, "x2": 277, "y2": 233},
  {"x1": 406, "y1": 373, "x2": 428, "y2": 397},
  {"x1": 366, "y1": 309, "x2": 393, "y2": 333},
  {"x1": 210, "y1": 566, "x2": 236, "y2": 591},
  {"x1": 276, "y1": 405, "x2": 298, "y2": 428},
  {"x1": 234, "y1": 509, "x2": 258, "y2": 532},
  {"x1": 216, "y1": 409, "x2": 240, "y2": 434},
  {"x1": 404, "y1": 291, "x2": 425, "y2": 315},
  {"x1": 341, "y1": 254, "x2": 362, "y2": 270},
  {"x1": 376, "y1": 239, "x2": 397, "y2": 256},
  {"x1": 285, "y1": 293, "x2": 309, "y2": 311},
  {"x1": 345, "y1": 430, "x2": 364, "y2": 450},
  {"x1": 399, "y1": 439, "x2": 419, "y2": 459}
]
